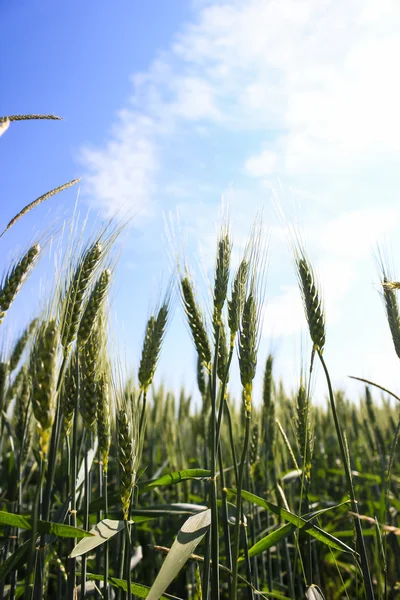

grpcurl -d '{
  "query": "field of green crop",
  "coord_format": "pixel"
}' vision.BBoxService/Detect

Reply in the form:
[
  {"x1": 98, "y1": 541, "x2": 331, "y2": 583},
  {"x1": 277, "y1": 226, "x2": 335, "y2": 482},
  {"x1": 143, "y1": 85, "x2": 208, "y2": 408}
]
[{"x1": 0, "y1": 115, "x2": 399, "y2": 600}]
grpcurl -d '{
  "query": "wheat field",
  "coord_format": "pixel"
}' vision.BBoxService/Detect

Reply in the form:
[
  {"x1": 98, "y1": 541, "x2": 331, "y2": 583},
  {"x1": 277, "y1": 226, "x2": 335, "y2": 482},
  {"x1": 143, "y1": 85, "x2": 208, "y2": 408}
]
[{"x1": 0, "y1": 115, "x2": 399, "y2": 600}]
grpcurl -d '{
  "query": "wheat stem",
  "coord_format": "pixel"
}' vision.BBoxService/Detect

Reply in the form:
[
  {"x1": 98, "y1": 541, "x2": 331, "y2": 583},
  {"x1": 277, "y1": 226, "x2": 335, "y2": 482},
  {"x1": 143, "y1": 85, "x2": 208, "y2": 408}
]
[{"x1": 318, "y1": 351, "x2": 375, "y2": 600}]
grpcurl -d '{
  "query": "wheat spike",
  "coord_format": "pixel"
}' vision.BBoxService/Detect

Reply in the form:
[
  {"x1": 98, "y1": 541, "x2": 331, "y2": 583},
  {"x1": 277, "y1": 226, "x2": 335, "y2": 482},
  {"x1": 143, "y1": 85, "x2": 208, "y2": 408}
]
[
  {"x1": 217, "y1": 320, "x2": 229, "y2": 383},
  {"x1": 12, "y1": 366, "x2": 31, "y2": 442},
  {"x1": 61, "y1": 353, "x2": 77, "y2": 437},
  {"x1": 382, "y1": 281, "x2": 400, "y2": 290},
  {"x1": 0, "y1": 245, "x2": 40, "y2": 323},
  {"x1": 117, "y1": 403, "x2": 136, "y2": 520},
  {"x1": 0, "y1": 362, "x2": 8, "y2": 413},
  {"x1": 61, "y1": 240, "x2": 103, "y2": 354},
  {"x1": 296, "y1": 383, "x2": 313, "y2": 480},
  {"x1": 97, "y1": 370, "x2": 111, "y2": 475},
  {"x1": 138, "y1": 300, "x2": 169, "y2": 392},
  {"x1": 296, "y1": 385, "x2": 308, "y2": 459},
  {"x1": 9, "y1": 318, "x2": 38, "y2": 372},
  {"x1": 196, "y1": 354, "x2": 207, "y2": 398},
  {"x1": 262, "y1": 354, "x2": 276, "y2": 453},
  {"x1": 213, "y1": 232, "x2": 231, "y2": 327},
  {"x1": 181, "y1": 276, "x2": 211, "y2": 370},
  {"x1": 296, "y1": 254, "x2": 326, "y2": 353},
  {"x1": 77, "y1": 268, "x2": 111, "y2": 349},
  {"x1": 30, "y1": 320, "x2": 59, "y2": 457},
  {"x1": 79, "y1": 324, "x2": 101, "y2": 433},
  {"x1": 381, "y1": 276, "x2": 400, "y2": 360},
  {"x1": 249, "y1": 423, "x2": 260, "y2": 477},
  {"x1": 0, "y1": 114, "x2": 62, "y2": 122},
  {"x1": 238, "y1": 293, "x2": 258, "y2": 412},
  {"x1": 228, "y1": 259, "x2": 249, "y2": 345}
]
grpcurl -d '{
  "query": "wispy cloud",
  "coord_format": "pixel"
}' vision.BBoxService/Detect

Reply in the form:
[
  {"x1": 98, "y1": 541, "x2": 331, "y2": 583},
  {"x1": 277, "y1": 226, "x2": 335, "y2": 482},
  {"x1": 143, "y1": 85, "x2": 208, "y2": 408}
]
[
  {"x1": 81, "y1": 0, "x2": 400, "y2": 212},
  {"x1": 245, "y1": 150, "x2": 277, "y2": 178},
  {"x1": 81, "y1": 113, "x2": 158, "y2": 219}
]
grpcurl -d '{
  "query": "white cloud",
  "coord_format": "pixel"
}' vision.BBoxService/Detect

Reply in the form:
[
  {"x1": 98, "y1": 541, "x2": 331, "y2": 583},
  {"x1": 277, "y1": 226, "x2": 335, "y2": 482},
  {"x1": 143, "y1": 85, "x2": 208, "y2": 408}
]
[
  {"x1": 263, "y1": 285, "x2": 305, "y2": 337},
  {"x1": 81, "y1": 113, "x2": 158, "y2": 219},
  {"x1": 316, "y1": 207, "x2": 400, "y2": 260},
  {"x1": 245, "y1": 150, "x2": 277, "y2": 177},
  {"x1": 81, "y1": 0, "x2": 400, "y2": 213},
  {"x1": 261, "y1": 205, "x2": 400, "y2": 340},
  {"x1": 171, "y1": 77, "x2": 221, "y2": 121}
]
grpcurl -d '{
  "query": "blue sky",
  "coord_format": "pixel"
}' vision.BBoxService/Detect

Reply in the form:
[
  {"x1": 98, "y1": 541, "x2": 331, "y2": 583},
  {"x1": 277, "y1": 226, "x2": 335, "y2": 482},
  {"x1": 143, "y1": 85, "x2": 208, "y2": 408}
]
[{"x1": 2, "y1": 0, "x2": 400, "y2": 406}]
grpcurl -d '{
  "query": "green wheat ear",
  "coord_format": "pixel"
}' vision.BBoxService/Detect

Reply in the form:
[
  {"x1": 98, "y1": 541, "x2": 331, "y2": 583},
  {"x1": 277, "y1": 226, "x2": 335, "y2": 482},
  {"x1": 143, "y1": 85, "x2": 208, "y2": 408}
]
[
  {"x1": 228, "y1": 258, "x2": 249, "y2": 345},
  {"x1": 0, "y1": 245, "x2": 40, "y2": 324},
  {"x1": 381, "y1": 276, "x2": 400, "y2": 360},
  {"x1": 0, "y1": 362, "x2": 8, "y2": 414},
  {"x1": 97, "y1": 369, "x2": 111, "y2": 475},
  {"x1": 296, "y1": 253, "x2": 326, "y2": 353},
  {"x1": 238, "y1": 293, "x2": 258, "y2": 413},
  {"x1": 249, "y1": 423, "x2": 260, "y2": 477},
  {"x1": 61, "y1": 239, "x2": 103, "y2": 355},
  {"x1": 196, "y1": 354, "x2": 207, "y2": 398},
  {"x1": 80, "y1": 321, "x2": 102, "y2": 434},
  {"x1": 181, "y1": 275, "x2": 211, "y2": 370},
  {"x1": 61, "y1": 353, "x2": 77, "y2": 437},
  {"x1": 263, "y1": 354, "x2": 276, "y2": 453},
  {"x1": 12, "y1": 366, "x2": 31, "y2": 442},
  {"x1": 9, "y1": 318, "x2": 38, "y2": 372},
  {"x1": 217, "y1": 320, "x2": 229, "y2": 383},
  {"x1": 138, "y1": 294, "x2": 170, "y2": 393},
  {"x1": 77, "y1": 268, "x2": 112, "y2": 349},
  {"x1": 30, "y1": 319, "x2": 59, "y2": 457},
  {"x1": 213, "y1": 231, "x2": 231, "y2": 328},
  {"x1": 296, "y1": 383, "x2": 313, "y2": 480},
  {"x1": 117, "y1": 402, "x2": 136, "y2": 520}
]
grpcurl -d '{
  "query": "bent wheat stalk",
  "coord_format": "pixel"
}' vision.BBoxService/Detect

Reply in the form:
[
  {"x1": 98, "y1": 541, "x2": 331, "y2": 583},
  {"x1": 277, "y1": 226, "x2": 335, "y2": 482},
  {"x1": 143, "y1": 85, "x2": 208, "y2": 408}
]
[{"x1": 0, "y1": 179, "x2": 80, "y2": 238}]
